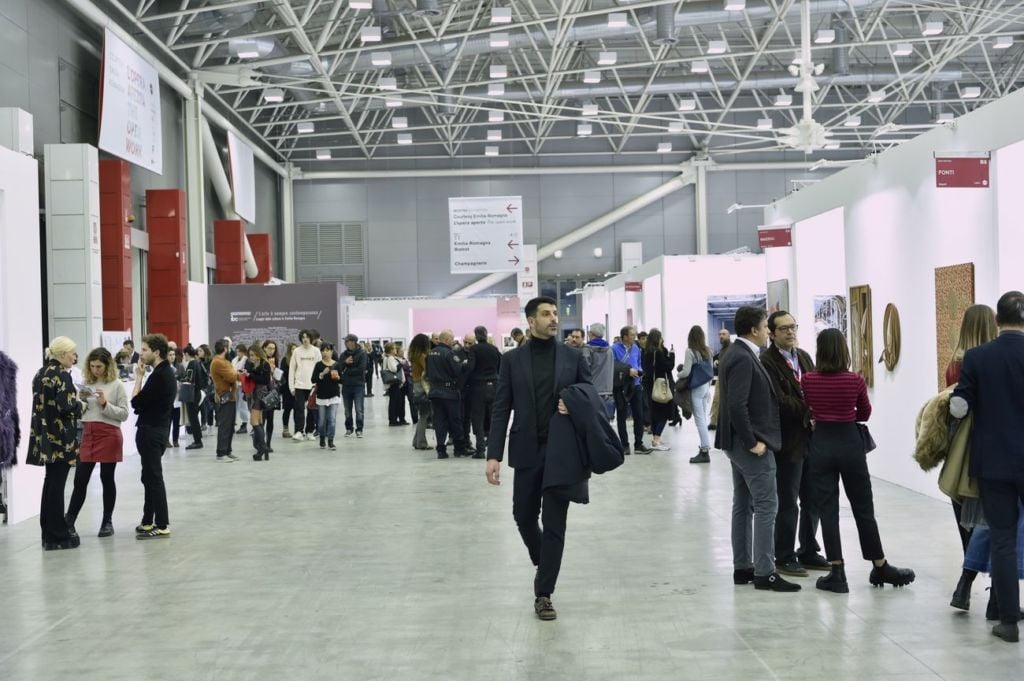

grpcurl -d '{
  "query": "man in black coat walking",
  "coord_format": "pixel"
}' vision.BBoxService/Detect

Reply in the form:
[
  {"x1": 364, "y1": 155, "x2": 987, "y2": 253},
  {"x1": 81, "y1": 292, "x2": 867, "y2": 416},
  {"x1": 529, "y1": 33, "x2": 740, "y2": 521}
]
[{"x1": 486, "y1": 296, "x2": 593, "y2": 621}]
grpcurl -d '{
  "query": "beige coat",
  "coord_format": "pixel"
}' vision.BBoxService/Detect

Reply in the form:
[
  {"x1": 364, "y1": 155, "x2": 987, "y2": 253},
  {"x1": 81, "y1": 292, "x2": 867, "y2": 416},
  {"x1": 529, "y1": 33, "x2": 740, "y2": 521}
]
[{"x1": 913, "y1": 388, "x2": 977, "y2": 502}]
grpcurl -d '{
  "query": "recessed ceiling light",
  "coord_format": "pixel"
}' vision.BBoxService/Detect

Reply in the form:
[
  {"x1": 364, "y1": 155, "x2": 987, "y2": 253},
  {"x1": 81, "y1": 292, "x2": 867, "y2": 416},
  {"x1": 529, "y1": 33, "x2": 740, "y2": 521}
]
[
  {"x1": 316, "y1": 149, "x2": 331, "y2": 160},
  {"x1": 962, "y1": 86, "x2": 981, "y2": 98},
  {"x1": 937, "y1": 112, "x2": 955, "y2": 123},
  {"x1": 360, "y1": 26, "x2": 382, "y2": 42},
  {"x1": 371, "y1": 51, "x2": 392, "y2": 66},
  {"x1": 994, "y1": 36, "x2": 1014, "y2": 50},
  {"x1": 668, "y1": 121, "x2": 684, "y2": 133},
  {"x1": 491, "y1": 7, "x2": 512, "y2": 24},
  {"x1": 263, "y1": 88, "x2": 284, "y2": 103},
  {"x1": 757, "y1": 118, "x2": 773, "y2": 130},
  {"x1": 657, "y1": 142, "x2": 672, "y2": 153},
  {"x1": 484, "y1": 145, "x2": 500, "y2": 156},
  {"x1": 379, "y1": 76, "x2": 397, "y2": 90},
  {"x1": 490, "y1": 32, "x2": 509, "y2": 48},
  {"x1": 490, "y1": 64, "x2": 508, "y2": 79},
  {"x1": 385, "y1": 96, "x2": 402, "y2": 108},
  {"x1": 607, "y1": 13, "x2": 627, "y2": 28},
  {"x1": 677, "y1": 98, "x2": 697, "y2": 112},
  {"x1": 577, "y1": 123, "x2": 593, "y2": 136},
  {"x1": 488, "y1": 82, "x2": 505, "y2": 96},
  {"x1": 892, "y1": 43, "x2": 913, "y2": 57},
  {"x1": 844, "y1": 115, "x2": 862, "y2": 127},
  {"x1": 397, "y1": 133, "x2": 412, "y2": 145},
  {"x1": 814, "y1": 29, "x2": 836, "y2": 44},
  {"x1": 774, "y1": 94, "x2": 793, "y2": 106},
  {"x1": 922, "y1": 20, "x2": 944, "y2": 36},
  {"x1": 349, "y1": 0, "x2": 372, "y2": 8},
  {"x1": 598, "y1": 51, "x2": 617, "y2": 66},
  {"x1": 583, "y1": 70, "x2": 601, "y2": 84},
  {"x1": 297, "y1": 121, "x2": 315, "y2": 134},
  {"x1": 707, "y1": 40, "x2": 729, "y2": 55},
  {"x1": 724, "y1": 0, "x2": 746, "y2": 10},
  {"x1": 487, "y1": 129, "x2": 502, "y2": 141},
  {"x1": 582, "y1": 103, "x2": 599, "y2": 116},
  {"x1": 392, "y1": 116, "x2": 408, "y2": 129},
  {"x1": 593, "y1": 247, "x2": 603, "y2": 258},
  {"x1": 488, "y1": 110, "x2": 505, "y2": 123},
  {"x1": 691, "y1": 60, "x2": 709, "y2": 74},
  {"x1": 867, "y1": 89, "x2": 886, "y2": 103}
]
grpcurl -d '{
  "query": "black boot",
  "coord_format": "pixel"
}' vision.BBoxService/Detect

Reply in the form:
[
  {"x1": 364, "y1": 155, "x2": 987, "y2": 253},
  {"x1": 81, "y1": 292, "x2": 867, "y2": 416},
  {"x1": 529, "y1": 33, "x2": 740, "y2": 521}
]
[
  {"x1": 986, "y1": 584, "x2": 1024, "y2": 621},
  {"x1": 252, "y1": 425, "x2": 267, "y2": 461},
  {"x1": 869, "y1": 560, "x2": 916, "y2": 588},
  {"x1": 689, "y1": 448, "x2": 711, "y2": 464},
  {"x1": 950, "y1": 571, "x2": 975, "y2": 611},
  {"x1": 816, "y1": 563, "x2": 849, "y2": 593},
  {"x1": 65, "y1": 514, "x2": 79, "y2": 541}
]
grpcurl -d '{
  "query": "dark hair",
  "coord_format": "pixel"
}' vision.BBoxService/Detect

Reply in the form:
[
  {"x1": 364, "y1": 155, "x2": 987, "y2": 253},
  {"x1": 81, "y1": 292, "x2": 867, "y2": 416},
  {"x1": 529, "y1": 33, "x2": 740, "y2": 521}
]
[
  {"x1": 767, "y1": 310, "x2": 793, "y2": 332},
  {"x1": 734, "y1": 306, "x2": 767, "y2": 337},
  {"x1": 123, "y1": 339, "x2": 134, "y2": 348},
  {"x1": 214, "y1": 339, "x2": 230, "y2": 356},
  {"x1": 299, "y1": 329, "x2": 313, "y2": 342},
  {"x1": 261, "y1": 340, "x2": 279, "y2": 361},
  {"x1": 525, "y1": 296, "x2": 557, "y2": 319},
  {"x1": 474, "y1": 325, "x2": 489, "y2": 344},
  {"x1": 638, "y1": 331, "x2": 648, "y2": 339},
  {"x1": 687, "y1": 325, "x2": 712, "y2": 361},
  {"x1": 510, "y1": 327, "x2": 524, "y2": 337},
  {"x1": 620, "y1": 326, "x2": 634, "y2": 339},
  {"x1": 409, "y1": 333, "x2": 431, "y2": 360},
  {"x1": 645, "y1": 329, "x2": 664, "y2": 354},
  {"x1": 235, "y1": 343, "x2": 248, "y2": 355},
  {"x1": 182, "y1": 344, "x2": 197, "y2": 358},
  {"x1": 570, "y1": 328, "x2": 584, "y2": 337},
  {"x1": 142, "y1": 333, "x2": 169, "y2": 360},
  {"x1": 996, "y1": 291, "x2": 1024, "y2": 327},
  {"x1": 321, "y1": 342, "x2": 335, "y2": 353},
  {"x1": 815, "y1": 328, "x2": 852, "y2": 373}
]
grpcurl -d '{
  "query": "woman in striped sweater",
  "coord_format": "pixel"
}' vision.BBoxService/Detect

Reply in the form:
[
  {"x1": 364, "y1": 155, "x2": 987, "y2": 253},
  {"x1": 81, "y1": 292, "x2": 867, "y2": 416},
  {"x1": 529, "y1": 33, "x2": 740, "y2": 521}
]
[{"x1": 802, "y1": 328, "x2": 915, "y2": 593}]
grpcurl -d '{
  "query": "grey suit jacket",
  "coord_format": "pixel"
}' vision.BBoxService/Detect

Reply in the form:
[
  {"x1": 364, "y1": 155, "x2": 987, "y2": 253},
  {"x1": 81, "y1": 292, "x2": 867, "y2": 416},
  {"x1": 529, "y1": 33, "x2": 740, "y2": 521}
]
[{"x1": 714, "y1": 340, "x2": 782, "y2": 453}]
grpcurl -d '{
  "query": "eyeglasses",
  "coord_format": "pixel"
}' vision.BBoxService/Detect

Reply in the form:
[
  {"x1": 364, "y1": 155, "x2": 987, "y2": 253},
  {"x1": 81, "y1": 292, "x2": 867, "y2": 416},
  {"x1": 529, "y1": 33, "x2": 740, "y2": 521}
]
[{"x1": 775, "y1": 324, "x2": 799, "y2": 333}]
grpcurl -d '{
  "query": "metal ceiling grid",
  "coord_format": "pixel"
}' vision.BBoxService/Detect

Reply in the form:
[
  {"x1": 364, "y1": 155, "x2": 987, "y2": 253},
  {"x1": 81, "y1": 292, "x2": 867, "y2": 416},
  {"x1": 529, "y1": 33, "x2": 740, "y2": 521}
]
[{"x1": 123, "y1": 0, "x2": 1024, "y2": 167}]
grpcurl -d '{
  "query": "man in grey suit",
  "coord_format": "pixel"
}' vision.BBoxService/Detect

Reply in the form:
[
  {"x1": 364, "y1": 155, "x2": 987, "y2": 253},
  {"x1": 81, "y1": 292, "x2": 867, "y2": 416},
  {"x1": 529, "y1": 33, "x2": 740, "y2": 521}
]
[
  {"x1": 486, "y1": 296, "x2": 593, "y2": 621},
  {"x1": 715, "y1": 306, "x2": 800, "y2": 592}
]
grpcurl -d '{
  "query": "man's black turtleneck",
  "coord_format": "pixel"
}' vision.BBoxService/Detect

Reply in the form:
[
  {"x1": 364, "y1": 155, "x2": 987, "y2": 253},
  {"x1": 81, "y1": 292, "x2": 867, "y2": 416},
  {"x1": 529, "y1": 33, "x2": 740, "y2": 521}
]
[{"x1": 530, "y1": 334, "x2": 557, "y2": 444}]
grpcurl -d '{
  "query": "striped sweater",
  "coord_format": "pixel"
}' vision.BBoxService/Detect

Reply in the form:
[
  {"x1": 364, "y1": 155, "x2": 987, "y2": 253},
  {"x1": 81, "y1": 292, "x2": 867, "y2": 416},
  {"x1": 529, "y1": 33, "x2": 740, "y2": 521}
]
[{"x1": 801, "y1": 370, "x2": 872, "y2": 423}]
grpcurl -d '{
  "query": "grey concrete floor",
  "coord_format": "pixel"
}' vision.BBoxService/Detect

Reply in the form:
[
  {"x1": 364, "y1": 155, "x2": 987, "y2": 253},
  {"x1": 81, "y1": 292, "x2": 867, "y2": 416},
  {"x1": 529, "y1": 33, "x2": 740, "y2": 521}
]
[{"x1": 1, "y1": 398, "x2": 1021, "y2": 681}]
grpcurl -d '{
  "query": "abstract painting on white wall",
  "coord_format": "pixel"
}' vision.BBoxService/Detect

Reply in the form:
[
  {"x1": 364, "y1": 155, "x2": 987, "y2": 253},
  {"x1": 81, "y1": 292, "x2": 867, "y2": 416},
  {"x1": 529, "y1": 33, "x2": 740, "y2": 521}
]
[
  {"x1": 813, "y1": 295, "x2": 848, "y2": 337},
  {"x1": 767, "y1": 280, "x2": 790, "y2": 314}
]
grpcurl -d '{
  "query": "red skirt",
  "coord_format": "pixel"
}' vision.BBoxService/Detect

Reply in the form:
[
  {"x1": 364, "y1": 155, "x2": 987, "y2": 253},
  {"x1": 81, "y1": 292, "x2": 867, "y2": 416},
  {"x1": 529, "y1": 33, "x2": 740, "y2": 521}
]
[{"x1": 79, "y1": 422, "x2": 124, "y2": 463}]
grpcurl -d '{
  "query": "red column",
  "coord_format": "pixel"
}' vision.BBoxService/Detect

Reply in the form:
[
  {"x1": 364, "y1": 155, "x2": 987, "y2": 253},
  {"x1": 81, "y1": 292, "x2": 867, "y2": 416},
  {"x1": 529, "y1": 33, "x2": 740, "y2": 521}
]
[
  {"x1": 214, "y1": 219, "x2": 246, "y2": 284},
  {"x1": 246, "y1": 233, "x2": 272, "y2": 284},
  {"x1": 146, "y1": 189, "x2": 189, "y2": 345},
  {"x1": 99, "y1": 160, "x2": 133, "y2": 331}
]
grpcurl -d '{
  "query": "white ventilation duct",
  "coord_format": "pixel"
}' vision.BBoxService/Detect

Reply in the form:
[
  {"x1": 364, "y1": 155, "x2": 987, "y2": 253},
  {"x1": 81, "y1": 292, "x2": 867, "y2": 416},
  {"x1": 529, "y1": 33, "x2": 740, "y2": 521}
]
[
  {"x1": 200, "y1": 118, "x2": 259, "y2": 280},
  {"x1": 653, "y1": 4, "x2": 678, "y2": 45},
  {"x1": 412, "y1": 0, "x2": 442, "y2": 17}
]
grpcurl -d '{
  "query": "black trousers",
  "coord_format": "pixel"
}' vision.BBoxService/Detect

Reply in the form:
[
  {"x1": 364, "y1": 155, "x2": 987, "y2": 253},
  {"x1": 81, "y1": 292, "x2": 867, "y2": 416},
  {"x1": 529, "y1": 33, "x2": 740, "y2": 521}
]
[
  {"x1": 979, "y1": 478, "x2": 1024, "y2": 625},
  {"x1": 470, "y1": 381, "x2": 496, "y2": 454},
  {"x1": 952, "y1": 500, "x2": 973, "y2": 555},
  {"x1": 137, "y1": 426, "x2": 169, "y2": 529},
  {"x1": 265, "y1": 410, "x2": 275, "y2": 447},
  {"x1": 808, "y1": 422, "x2": 884, "y2": 562},
  {"x1": 39, "y1": 460, "x2": 72, "y2": 543},
  {"x1": 169, "y1": 407, "x2": 180, "y2": 444},
  {"x1": 775, "y1": 452, "x2": 821, "y2": 564},
  {"x1": 613, "y1": 386, "x2": 645, "y2": 450},
  {"x1": 281, "y1": 390, "x2": 295, "y2": 431},
  {"x1": 512, "y1": 459, "x2": 571, "y2": 597},
  {"x1": 406, "y1": 381, "x2": 418, "y2": 424},
  {"x1": 430, "y1": 397, "x2": 466, "y2": 454},
  {"x1": 185, "y1": 402, "x2": 202, "y2": 444},
  {"x1": 67, "y1": 461, "x2": 117, "y2": 523},
  {"x1": 216, "y1": 401, "x2": 235, "y2": 456},
  {"x1": 387, "y1": 383, "x2": 404, "y2": 424}
]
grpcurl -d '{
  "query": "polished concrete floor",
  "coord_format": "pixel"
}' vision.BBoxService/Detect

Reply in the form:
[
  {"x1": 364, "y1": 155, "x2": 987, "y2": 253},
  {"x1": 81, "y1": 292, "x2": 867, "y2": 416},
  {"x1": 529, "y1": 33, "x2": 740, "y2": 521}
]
[{"x1": 1, "y1": 398, "x2": 1021, "y2": 681}]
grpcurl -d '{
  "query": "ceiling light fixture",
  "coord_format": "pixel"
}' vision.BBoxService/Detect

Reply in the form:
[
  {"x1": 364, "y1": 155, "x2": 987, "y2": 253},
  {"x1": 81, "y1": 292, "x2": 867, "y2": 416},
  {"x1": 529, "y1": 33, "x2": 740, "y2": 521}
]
[
  {"x1": 707, "y1": 40, "x2": 729, "y2": 55},
  {"x1": 892, "y1": 43, "x2": 913, "y2": 57},
  {"x1": 844, "y1": 115, "x2": 861, "y2": 127},
  {"x1": 490, "y1": 32, "x2": 509, "y2": 48},
  {"x1": 397, "y1": 133, "x2": 412, "y2": 145},
  {"x1": 262, "y1": 88, "x2": 284, "y2": 103},
  {"x1": 392, "y1": 116, "x2": 408, "y2": 129},
  {"x1": 378, "y1": 76, "x2": 397, "y2": 90},
  {"x1": 598, "y1": 51, "x2": 617, "y2": 66},
  {"x1": 385, "y1": 96, "x2": 402, "y2": 108},
  {"x1": 490, "y1": 64, "x2": 508, "y2": 79},
  {"x1": 607, "y1": 13, "x2": 627, "y2": 28},
  {"x1": 583, "y1": 70, "x2": 601, "y2": 84},
  {"x1": 668, "y1": 121, "x2": 684, "y2": 133},
  {"x1": 485, "y1": 145, "x2": 500, "y2": 156},
  {"x1": 962, "y1": 86, "x2": 981, "y2": 98},
  {"x1": 577, "y1": 123, "x2": 593, "y2": 136},
  {"x1": 814, "y1": 29, "x2": 836, "y2": 44},
  {"x1": 349, "y1": 0, "x2": 372, "y2": 8},
  {"x1": 582, "y1": 102, "x2": 599, "y2": 116},
  {"x1": 691, "y1": 60, "x2": 709, "y2": 74},
  {"x1": 553, "y1": 250, "x2": 563, "y2": 259},
  {"x1": 937, "y1": 112, "x2": 955, "y2": 123},
  {"x1": 994, "y1": 36, "x2": 1014, "y2": 50},
  {"x1": 724, "y1": 0, "x2": 746, "y2": 10},
  {"x1": 657, "y1": 142, "x2": 672, "y2": 153},
  {"x1": 487, "y1": 129, "x2": 502, "y2": 141},
  {"x1": 491, "y1": 7, "x2": 512, "y2": 24},
  {"x1": 488, "y1": 83, "x2": 505, "y2": 96},
  {"x1": 774, "y1": 94, "x2": 793, "y2": 106},
  {"x1": 757, "y1": 118, "x2": 773, "y2": 130},
  {"x1": 593, "y1": 247, "x2": 604, "y2": 258},
  {"x1": 371, "y1": 51, "x2": 392, "y2": 66},
  {"x1": 867, "y1": 89, "x2": 887, "y2": 103},
  {"x1": 489, "y1": 110, "x2": 505, "y2": 123},
  {"x1": 677, "y1": 98, "x2": 697, "y2": 112},
  {"x1": 297, "y1": 121, "x2": 315, "y2": 134},
  {"x1": 922, "y1": 20, "x2": 944, "y2": 36},
  {"x1": 823, "y1": 142, "x2": 841, "y2": 150},
  {"x1": 360, "y1": 26, "x2": 382, "y2": 42},
  {"x1": 316, "y1": 149, "x2": 331, "y2": 160}
]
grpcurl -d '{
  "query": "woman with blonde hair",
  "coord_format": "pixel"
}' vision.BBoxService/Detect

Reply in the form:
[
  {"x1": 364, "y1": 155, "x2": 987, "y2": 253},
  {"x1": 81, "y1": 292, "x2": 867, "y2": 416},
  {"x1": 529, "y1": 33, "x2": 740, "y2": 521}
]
[
  {"x1": 66, "y1": 347, "x2": 129, "y2": 538},
  {"x1": 27, "y1": 336, "x2": 83, "y2": 550},
  {"x1": 946, "y1": 304, "x2": 998, "y2": 387}
]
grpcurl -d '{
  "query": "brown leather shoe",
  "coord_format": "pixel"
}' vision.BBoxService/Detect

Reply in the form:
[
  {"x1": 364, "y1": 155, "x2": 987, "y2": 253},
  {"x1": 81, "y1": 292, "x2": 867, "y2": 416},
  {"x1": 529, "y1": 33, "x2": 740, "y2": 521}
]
[{"x1": 534, "y1": 596, "x2": 557, "y2": 621}]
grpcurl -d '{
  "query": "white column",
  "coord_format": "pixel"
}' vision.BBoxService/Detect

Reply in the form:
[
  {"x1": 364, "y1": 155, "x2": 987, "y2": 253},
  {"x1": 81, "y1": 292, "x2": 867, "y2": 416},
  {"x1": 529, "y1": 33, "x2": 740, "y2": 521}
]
[
  {"x1": 184, "y1": 80, "x2": 207, "y2": 283},
  {"x1": 281, "y1": 163, "x2": 297, "y2": 282},
  {"x1": 695, "y1": 163, "x2": 709, "y2": 255}
]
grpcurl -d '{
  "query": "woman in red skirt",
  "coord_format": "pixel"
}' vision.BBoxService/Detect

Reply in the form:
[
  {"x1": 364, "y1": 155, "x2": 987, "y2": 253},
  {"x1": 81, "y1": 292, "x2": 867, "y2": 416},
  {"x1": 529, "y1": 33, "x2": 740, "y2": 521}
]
[{"x1": 67, "y1": 347, "x2": 129, "y2": 538}]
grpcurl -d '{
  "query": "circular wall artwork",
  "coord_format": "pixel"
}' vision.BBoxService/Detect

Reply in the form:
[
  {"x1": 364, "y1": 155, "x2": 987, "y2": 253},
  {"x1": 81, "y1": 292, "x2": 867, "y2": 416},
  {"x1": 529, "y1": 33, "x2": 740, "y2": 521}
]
[{"x1": 880, "y1": 303, "x2": 901, "y2": 372}]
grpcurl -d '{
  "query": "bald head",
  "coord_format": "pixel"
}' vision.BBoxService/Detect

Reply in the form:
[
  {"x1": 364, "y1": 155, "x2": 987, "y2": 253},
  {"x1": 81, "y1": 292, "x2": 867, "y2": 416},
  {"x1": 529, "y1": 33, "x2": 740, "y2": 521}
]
[
  {"x1": 438, "y1": 330, "x2": 455, "y2": 346},
  {"x1": 463, "y1": 333, "x2": 475, "y2": 347}
]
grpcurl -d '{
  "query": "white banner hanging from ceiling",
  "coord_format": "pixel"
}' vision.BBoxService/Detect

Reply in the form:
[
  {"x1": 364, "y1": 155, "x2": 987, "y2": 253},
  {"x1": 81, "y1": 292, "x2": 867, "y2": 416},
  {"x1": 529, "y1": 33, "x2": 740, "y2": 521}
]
[
  {"x1": 98, "y1": 28, "x2": 163, "y2": 174},
  {"x1": 448, "y1": 196, "x2": 524, "y2": 273},
  {"x1": 227, "y1": 130, "x2": 257, "y2": 223}
]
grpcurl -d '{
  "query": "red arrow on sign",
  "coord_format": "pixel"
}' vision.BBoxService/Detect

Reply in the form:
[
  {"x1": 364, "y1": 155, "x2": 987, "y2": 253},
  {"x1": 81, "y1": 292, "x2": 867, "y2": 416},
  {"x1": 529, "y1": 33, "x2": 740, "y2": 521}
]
[
  {"x1": 507, "y1": 240, "x2": 519, "y2": 249},
  {"x1": 506, "y1": 203, "x2": 518, "y2": 213},
  {"x1": 509, "y1": 256, "x2": 520, "y2": 266}
]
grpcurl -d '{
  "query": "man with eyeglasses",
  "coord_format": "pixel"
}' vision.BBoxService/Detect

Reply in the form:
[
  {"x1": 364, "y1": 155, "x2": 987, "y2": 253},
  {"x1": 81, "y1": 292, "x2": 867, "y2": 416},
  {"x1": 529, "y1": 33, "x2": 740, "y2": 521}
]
[{"x1": 761, "y1": 311, "x2": 828, "y2": 576}]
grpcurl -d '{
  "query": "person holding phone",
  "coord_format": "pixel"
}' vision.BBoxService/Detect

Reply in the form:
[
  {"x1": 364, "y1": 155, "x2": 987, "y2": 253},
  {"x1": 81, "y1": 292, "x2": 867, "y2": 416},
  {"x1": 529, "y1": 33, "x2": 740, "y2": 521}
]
[
  {"x1": 244, "y1": 344, "x2": 272, "y2": 461},
  {"x1": 67, "y1": 347, "x2": 129, "y2": 538},
  {"x1": 313, "y1": 343, "x2": 342, "y2": 450}
]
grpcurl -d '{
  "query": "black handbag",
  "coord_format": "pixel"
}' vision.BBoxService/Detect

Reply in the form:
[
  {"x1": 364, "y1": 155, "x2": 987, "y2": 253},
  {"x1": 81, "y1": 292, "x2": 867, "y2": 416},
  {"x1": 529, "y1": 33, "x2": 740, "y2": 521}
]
[
  {"x1": 178, "y1": 382, "x2": 195, "y2": 403},
  {"x1": 261, "y1": 389, "x2": 282, "y2": 410},
  {"x1": 858, "y1": 423, "x2": 877, "y2": 453}
]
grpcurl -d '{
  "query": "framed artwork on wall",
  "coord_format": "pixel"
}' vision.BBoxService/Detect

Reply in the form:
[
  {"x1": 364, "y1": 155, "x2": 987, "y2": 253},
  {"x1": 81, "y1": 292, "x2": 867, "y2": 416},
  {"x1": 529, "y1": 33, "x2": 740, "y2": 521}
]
[
  {"x1": 813, "y1": 295, "x2": 848, "y2": 336},
  {"x1": 934, "y1": 263, "x2": 975, "y2": 390},
  {"x1": 767, "y1": 280, "x2": 790, "y2": 314},
  {"x1": 880, "y1": 303, "x2": 901, "y2": 372},
  {"x1": 849, "y1": 285, "x2": 874, "y2": 388}
]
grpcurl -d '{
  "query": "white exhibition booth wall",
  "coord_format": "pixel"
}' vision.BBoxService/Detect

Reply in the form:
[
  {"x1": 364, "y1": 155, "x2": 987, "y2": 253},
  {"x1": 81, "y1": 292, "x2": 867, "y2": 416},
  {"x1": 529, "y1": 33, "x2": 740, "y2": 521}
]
[
  {"x1": 765, "y1": 85, "x2": 1024, "y2": 501},
  {"x1": 347, "y1": 296, "x2": 526, "y2": 346},
  {"x1": 586, "y1": 254, "x2": 767, "y2": 347}
]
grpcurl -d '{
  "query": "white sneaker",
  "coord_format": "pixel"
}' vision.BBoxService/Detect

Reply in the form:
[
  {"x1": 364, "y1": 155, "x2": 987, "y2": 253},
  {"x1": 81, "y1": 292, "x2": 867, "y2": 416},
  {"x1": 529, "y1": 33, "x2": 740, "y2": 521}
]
[
  {"x1": 292, "y1": 432, "x2": 304, "y2": 441},
  {"x1": 653, "y1": 444, "x2": 671, "y2": 451}
]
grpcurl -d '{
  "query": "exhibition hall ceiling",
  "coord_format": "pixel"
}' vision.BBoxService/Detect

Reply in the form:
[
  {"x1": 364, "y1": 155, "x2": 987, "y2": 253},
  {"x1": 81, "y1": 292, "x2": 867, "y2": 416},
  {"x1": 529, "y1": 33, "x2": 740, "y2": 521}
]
[{"x1": 124, "y1": 0, "x2": 1024, "y2": 167}]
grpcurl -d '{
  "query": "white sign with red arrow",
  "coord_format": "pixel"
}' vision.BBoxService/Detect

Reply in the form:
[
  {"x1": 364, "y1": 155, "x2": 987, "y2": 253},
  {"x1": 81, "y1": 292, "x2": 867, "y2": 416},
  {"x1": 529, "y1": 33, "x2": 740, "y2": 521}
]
[{"x1": 448, "y1": 195, "x2": 524, "y2": 273}]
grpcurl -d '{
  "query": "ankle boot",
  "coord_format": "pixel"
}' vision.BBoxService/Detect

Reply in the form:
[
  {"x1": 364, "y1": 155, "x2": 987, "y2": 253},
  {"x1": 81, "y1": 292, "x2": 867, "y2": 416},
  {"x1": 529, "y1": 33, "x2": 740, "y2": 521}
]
[
  {"x1": 65, "y1": 514, "x2": 79, "y2": 540},
  {"x1": 816, "y1": 563, "x2": 849, "y2": 593},
  {"x1": 252, "y1": 425, "x2": 267, "y2": 461},
  {"x1": 689, "y1": 448, "x2": 711, "y2": 464},
  {"x1": 951, "y1": 573, "x2": 973, "y2": 611},
  {"x1": 869, "y1": 560, "x2": 916, "y2": 588}
]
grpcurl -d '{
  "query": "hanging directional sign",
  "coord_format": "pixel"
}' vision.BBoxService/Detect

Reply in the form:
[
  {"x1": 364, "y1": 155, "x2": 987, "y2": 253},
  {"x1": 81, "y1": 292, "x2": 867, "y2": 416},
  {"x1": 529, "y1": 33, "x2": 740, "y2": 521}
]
[{"x1": 449, "y1": 195, "x2": 524, "y2": 273}]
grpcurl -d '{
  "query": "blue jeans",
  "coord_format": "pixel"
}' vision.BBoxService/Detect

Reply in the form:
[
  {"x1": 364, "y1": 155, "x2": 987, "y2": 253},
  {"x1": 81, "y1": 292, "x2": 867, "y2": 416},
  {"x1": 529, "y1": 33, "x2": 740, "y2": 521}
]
[
  {"x1": 317, "y1": 403, "x2": 339, "y2": 441},
  {"x1": 964, "y1": 503, "x2": 1024, "y2": 577},
  {"x1": 342, "y1": 385, "x2": 365, "y2": 433},
  {"x1": 691, "y1": 382, "x2": 711, "y2": 449}
]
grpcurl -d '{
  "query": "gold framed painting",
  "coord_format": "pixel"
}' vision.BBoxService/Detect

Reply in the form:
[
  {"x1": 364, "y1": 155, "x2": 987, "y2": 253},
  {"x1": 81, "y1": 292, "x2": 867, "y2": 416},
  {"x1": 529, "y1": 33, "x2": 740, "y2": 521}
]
[
  {"x1": 935, "y1": 263, "x2": 975, "y2": 390},
  {"x1": 849, "y1": 285, "x2": 873, "y2": 388}
]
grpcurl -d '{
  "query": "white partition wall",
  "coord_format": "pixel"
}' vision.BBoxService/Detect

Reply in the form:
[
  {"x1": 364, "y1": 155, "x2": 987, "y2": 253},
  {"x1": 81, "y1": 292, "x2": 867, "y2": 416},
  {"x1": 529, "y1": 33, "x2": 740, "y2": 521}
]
[
  {"x1": 0, "y1": 143, "x2": 45, "y2": 524},
  {"x1": 995, "y1": 140, "x2": 1024, "y2": 294},
  {"x1": 44, "y1": 144, "x2": 103, "y2": 349},
  {"x1": 793, "y1": 208, "x2": 846, "y2": 339}
]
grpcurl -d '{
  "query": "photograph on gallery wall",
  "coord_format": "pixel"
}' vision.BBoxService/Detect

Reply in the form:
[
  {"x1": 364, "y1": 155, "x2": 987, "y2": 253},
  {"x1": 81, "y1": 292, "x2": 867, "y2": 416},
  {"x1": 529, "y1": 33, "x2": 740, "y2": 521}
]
[
  {"x1": 767, "y1": 280, "x2": 790, "y2": 314},
  {"x1": 934, "y1": 263, "x2": 975, "y2": 390},
  {"x1": 707, "y1": 294, "x2": 768, "y2": 354},
  {"x1": 849, "y1": 285, "x2": 874, "y2": 388},
  {"x1": 813, "y1": 295, "x2": 848, "y2": 336}
]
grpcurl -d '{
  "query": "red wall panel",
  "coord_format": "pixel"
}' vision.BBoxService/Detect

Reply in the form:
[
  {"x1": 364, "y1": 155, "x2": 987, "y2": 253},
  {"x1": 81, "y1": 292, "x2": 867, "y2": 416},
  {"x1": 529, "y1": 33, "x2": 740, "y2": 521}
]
[
  {"x1": 246, "y1": 233, "x2": 272, "y2": 284},
  {"x1": 145, "y1": 189, "x2": 189, "y2": 345},
  {"x1": 98, "y1": 160, "x2": 133, "y2": 331},
  {"x1": 214, "y1": 219, "x2": 246, "y2": 284}
]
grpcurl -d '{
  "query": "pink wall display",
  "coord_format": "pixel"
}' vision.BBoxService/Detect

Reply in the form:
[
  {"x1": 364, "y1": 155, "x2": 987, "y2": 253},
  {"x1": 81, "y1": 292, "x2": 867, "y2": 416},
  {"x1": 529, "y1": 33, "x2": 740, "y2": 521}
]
[{"x1": 412, "y1": 306, "x2": 499, "y2": 340}]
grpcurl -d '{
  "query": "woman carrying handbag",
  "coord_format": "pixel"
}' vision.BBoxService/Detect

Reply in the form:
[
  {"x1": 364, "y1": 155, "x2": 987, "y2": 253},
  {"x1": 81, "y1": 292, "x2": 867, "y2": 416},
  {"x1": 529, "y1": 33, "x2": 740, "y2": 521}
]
[
  {"x1": 641, "y1": 329, "x2": 676, "y2": 452},
  {"x1": 679, "y1": 326, "x2": 715, "y2": 463}
]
